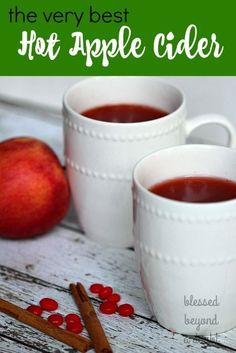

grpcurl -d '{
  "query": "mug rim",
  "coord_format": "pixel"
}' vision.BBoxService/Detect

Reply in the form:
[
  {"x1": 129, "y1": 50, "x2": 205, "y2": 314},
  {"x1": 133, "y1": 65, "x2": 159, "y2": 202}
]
[
  {"x1": 63, "y1": 76, "x2": 186, "y2": 127},
  {"x1": 133, "y1": 144, "x2": 236, "y2": 208}
]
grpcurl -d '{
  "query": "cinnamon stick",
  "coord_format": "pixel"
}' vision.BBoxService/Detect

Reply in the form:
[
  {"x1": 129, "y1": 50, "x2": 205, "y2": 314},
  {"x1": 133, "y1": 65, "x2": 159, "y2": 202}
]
[
  {"x1": 0, "y1": 298, "x2": 92, "y2": 352},
  {"x1": 70, "y1": 283, "x2": 113, "y2": 353}
]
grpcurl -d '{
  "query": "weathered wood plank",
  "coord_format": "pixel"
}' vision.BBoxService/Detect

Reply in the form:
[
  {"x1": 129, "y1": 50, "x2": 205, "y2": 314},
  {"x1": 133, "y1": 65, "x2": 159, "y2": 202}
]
[
  {"x1": 0, "y1": 317, "x2": 78, "y2": 353},
  {"x1": 0, "y1": 271, "x2": 85, "y2": 353},
  {"x1": 1, "y1": 227, "x2": 236, "y2": 352},
  {"x1": 0, "y1": 334, "x2": 47, "y2": 353},
  {"x1": 0, "y1": 265, "x2": 232, "y2": 353},
  {"x1": 208, "y1": 330, "x2": 236, "y2": 352},
  {"x1": 0, "y1": 227, "x2": 151, "y2": 318}
]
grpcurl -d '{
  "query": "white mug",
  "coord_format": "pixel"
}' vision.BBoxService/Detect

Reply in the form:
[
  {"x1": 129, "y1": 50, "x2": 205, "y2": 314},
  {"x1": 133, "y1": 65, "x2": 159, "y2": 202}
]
[
  {"x1": 63, "y1": 77, "x2": 236, "y2": 247},
  {"x1": 133, "y1": 144, "x2": 236, "y2": 335}
]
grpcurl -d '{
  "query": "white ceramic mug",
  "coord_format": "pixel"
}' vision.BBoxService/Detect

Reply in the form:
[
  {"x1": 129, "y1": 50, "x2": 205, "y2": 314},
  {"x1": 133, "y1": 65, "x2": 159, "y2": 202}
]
[
  {"x1": 133, "y1": 144, "x2": 236, "y2": 335},
  {"x1": 63, "y1": 77, "x2": 236, "y2": 247}
]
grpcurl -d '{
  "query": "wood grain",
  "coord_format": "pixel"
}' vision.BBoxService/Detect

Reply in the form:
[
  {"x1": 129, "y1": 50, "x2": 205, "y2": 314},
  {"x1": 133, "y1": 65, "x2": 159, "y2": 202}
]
[
  {"x1": 0, "y1": 227, "x2": 149, "y2": 318},
  {"x1": 0, "y1": 335, "x2": 45, "y2": 353},
  {"x1": 0, "y1": 234, "x2": 234, "y2": 353},
  {"x1": 0, "y1": 298, "x2": 92, "y2": 352}
]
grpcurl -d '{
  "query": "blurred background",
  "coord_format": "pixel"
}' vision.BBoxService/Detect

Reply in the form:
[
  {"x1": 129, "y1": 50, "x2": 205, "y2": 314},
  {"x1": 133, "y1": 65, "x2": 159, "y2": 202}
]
[{"x1": 0, "y1": 76, "x2": 235, "y2": 145}]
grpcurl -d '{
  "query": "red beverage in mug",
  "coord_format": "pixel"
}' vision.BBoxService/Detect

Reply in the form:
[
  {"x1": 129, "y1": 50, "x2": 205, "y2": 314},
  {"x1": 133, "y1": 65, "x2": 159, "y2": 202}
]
[
  {"x1": 149, "y1": 176, "x2": 236, "y2": 203},
  {"x1": 63, "y1": 77, "x2": 236, "y2": 248},
  {"x1": 133, "y1": 144, "x2": 236, "y2": 335},
  {"x1": 82, "y1": 104, "x2": 167, "y2": 123}
]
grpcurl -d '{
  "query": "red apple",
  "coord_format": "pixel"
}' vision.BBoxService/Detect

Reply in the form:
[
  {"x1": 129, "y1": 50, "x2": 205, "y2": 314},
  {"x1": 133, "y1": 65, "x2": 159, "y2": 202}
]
[{"x1": 0, "y1": 137, "x2": 70, "y2": 238}]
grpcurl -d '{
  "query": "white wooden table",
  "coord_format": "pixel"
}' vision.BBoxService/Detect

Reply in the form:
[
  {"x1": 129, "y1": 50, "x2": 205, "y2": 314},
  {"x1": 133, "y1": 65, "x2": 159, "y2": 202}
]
[{"x1": 0, "y1": 97, "x2": 236, "y2": 353}]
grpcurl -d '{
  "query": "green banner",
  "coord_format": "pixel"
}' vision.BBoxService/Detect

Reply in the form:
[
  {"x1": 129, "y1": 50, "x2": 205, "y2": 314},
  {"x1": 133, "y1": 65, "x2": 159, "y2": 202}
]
[{"x1": 1, "y1": 0, "x2": 235, "y2": 75}]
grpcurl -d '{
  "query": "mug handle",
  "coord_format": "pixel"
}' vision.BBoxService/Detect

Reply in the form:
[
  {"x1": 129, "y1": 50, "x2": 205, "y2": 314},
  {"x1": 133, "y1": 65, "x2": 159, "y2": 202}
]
[{"x1": 185, "y1": 114, "x2": 236, "y2": 148}]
